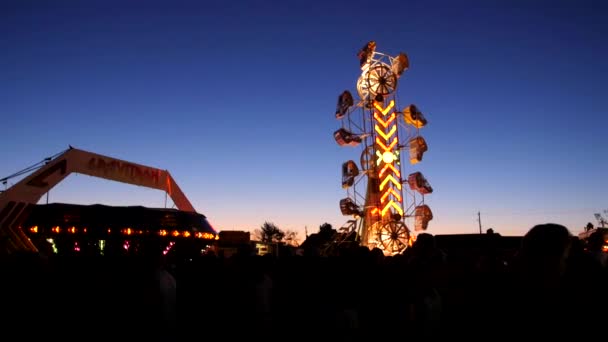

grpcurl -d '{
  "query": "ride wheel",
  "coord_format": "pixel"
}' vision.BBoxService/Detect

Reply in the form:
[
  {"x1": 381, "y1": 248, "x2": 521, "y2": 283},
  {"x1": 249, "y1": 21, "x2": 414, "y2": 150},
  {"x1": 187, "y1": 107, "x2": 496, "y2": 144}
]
[
  {"x1": 356, "y1": 74, "x2": 371, "y2": 101},
  {"x1": 360, "y1": 145, "x2": 375, "y2": 173},
  {"x1": 365, "y1": 64, "x2": 397, "y2": 97},
  {"x1": 377, "y1": 221, "x2": 410, "y2": 254}
]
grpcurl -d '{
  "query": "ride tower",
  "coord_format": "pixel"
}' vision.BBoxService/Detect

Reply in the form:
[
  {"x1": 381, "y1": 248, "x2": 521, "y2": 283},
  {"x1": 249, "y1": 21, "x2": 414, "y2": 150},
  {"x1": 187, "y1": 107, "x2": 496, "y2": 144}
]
[{"x1": 333, "y1": 41, "x2": 434, "y2": 255}]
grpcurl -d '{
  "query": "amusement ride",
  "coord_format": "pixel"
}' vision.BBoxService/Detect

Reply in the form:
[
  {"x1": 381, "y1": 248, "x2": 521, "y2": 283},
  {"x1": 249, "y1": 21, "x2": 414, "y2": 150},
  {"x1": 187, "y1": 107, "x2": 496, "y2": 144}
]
[{"x1": 333, "y1": 41, "x2": 434, "y2": 255}]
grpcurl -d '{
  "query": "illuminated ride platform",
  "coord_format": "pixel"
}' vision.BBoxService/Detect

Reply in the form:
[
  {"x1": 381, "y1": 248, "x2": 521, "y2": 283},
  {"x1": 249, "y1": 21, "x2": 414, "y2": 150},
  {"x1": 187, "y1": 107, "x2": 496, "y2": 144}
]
[
  {"x1": 0, "y1": 146, "x2": 217, "y2": 255},
  {"x1": 23, "y1": 203, "x2": 217, "y2": 256}
]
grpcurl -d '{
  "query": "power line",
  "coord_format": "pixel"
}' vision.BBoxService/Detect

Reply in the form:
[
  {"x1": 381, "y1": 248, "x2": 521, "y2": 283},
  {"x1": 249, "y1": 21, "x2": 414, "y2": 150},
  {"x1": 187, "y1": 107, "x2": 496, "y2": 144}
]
[{"x1": 0, "y1": 148, "x2": 68, "y2": 186}]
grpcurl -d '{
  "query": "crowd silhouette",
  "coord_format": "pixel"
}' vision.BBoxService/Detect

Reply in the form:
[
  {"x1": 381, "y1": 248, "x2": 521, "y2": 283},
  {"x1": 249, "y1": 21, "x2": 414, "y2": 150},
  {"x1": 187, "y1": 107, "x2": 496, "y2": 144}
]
[{"x1": 2, "y1": 223, "x2": 607, "y2": 341}]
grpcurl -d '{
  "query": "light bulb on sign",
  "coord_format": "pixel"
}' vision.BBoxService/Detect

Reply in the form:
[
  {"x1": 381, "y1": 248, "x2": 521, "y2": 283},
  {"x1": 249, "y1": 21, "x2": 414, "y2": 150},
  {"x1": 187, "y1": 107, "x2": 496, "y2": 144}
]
[{"x1": 382, "y1": 152, "x2": 396, "y2": 164}]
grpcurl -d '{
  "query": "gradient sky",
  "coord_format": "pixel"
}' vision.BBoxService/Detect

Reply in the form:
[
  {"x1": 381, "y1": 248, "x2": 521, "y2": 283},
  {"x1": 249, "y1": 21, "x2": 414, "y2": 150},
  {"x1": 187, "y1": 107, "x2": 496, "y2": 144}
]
[{"x1": 1, "y1": 0, "x2": 606, "y2": 239}]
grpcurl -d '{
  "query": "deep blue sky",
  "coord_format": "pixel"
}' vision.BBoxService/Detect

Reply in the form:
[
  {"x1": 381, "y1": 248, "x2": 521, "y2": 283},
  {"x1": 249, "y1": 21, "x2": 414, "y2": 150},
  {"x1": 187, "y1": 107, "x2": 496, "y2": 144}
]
[{"x1": 1, "y1": 0, "x2": 606, "y2": 238}]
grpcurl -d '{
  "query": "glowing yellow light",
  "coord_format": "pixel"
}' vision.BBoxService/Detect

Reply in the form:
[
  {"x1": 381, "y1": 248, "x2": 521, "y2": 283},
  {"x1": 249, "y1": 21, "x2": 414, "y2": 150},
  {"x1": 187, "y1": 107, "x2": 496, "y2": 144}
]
[
  {"x1": 376, "y1": 137, "x2": 398, "y2": 152},
  {"x1": 374, "y1": 112, "x2": 396, "y2": 128},
  {"x1": 373, "y1": 100, "x2": 395, "y2": 116},
  {"x1": 381, "y1": 188, "x2": 402, "y2": 203},
  {"x1": 379, "y1": 163, "x2": 400, "y2": 178},
  {"x1": 52, "y1": 226, "x2": 61, "y2": 233},
  {"x1": 69, "y1": 227, "x2": 76, "y2": 234},
  {"x1": 195, "y1": 232, "x2": 216, "y2": 239},
  {"x1": 172, "y1": 230, "x2": 179, "y2": 237},
  {"x1": 159, "y1": 230, "x2": 168, "y2": 236},
  {"x1": 194, "y1": 232, "x2": 216, "y2": 240},
  {"x1": 381, "y1": 191, "x2": 389, "y2": 203},
  {"x1": 29, "y1": 226, "x2": 38, "y2": 233},
  {"x1": 183, "y1": 231, "x2": 191, "y2": 238},
  {"x1": 381, "y1": 200, "x2": 404, "y2": 216},
  {"x1": 46, "y1": 238, "x2": 58, "y2": 254},
  {"x1": 379, "y1": 174, "x2": 402, "y2": 190},
  {"x1": 382, "y1": 152, "x2": 395, "y2": 164},
  {"x1": 375, "y1": 125, "x2": 396, "y2": 142},
  {"x1": 376, "y1": 151, "x2": 397, "y2": 166}
]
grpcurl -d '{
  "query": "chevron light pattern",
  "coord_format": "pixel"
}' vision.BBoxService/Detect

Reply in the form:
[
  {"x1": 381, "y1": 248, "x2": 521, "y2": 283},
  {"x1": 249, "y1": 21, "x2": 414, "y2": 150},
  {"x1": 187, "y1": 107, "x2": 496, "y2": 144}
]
[{"x1": 373, "y1": 100, "x2": 404, "y2": 217}]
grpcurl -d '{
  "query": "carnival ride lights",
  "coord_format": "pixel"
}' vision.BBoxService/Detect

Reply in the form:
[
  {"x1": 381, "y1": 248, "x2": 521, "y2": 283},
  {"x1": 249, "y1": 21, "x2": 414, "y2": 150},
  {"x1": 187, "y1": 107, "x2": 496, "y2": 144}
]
[
  {"x1": 332, "y1": 41, "x2": 434, "y2": 255},
  {"x1": 27, "y1": 225, "x2": 216, "y2": 240},
  {"x1": 31, "y1": 226, "x2": 216, "y2": 255}
]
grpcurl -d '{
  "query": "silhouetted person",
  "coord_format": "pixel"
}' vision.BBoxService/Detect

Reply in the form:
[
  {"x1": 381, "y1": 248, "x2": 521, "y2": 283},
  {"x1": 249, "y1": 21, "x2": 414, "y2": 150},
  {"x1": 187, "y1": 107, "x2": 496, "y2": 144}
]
[
  {"x1": 498, "y1": 224, "x2": 574, "y2": 337},
  {"x1": 518, "y1": 223, "x2": 572, "y2": 282},
  {"x1": 123, "y1": 240, "x2": 177, "y2": 339},
  {"x1": 407, "y1": 233, "x2": 445, "y2": 338},
  {"x1": 587, "y1": 229, "x2": 607, "y2": 267},
  {"x1": 370, "y1": 247, "x2": 384, "y2": 264},
  {"x1": 408, "y1": 233, "x2": 446, "y2": 269}
]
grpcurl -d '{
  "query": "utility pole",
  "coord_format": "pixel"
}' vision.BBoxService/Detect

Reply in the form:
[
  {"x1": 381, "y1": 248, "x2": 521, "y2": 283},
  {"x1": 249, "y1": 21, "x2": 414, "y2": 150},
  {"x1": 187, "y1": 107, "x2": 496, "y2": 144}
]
[
  {"x1": 477, "y1": 211, "x2": 482, "y2": 234},
  {"x1": 45, "y1": 160, "x2": 50, "y2": 205}
]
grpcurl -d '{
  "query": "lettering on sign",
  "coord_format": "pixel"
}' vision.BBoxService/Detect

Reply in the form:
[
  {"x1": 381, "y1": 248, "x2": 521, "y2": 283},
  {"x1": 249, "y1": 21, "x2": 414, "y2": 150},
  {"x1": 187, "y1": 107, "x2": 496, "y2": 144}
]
[{"x1": 87, "y1": 157, "x2": 161, "y2": 185}]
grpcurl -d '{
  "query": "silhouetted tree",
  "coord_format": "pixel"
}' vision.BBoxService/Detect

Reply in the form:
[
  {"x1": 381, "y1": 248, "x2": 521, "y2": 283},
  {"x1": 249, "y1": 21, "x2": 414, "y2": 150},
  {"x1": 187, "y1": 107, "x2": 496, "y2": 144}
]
[
  {"x1": 283, "y1": 230, "x2": 300, "y2": 247},
  {"x1": 319, "y1": 222, "x2": 335, "y2": 236},
  {"x1": 258, "y1": 221, "x2": 285, "y2": 243}
]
